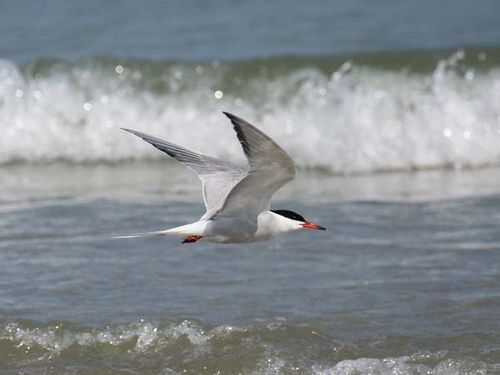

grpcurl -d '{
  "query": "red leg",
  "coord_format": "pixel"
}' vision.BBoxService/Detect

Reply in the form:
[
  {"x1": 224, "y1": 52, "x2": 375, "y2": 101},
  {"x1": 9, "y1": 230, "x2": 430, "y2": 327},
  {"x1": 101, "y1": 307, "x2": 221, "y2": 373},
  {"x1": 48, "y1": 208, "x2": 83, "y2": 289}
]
[{"x1": 182, "y1": 235, "x2": 202, "y2": 244}]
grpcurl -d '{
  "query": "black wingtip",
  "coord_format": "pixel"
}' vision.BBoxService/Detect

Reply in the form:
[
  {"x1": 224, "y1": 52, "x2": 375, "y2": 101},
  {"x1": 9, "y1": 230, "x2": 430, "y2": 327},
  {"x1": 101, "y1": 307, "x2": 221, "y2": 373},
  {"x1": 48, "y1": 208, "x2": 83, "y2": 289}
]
[
  {"x1": 222, "y1": 111, "x2": 240, "y2": 122},
  {"x1": 222, "y1": 112, "x2": 233, "y2": 122},
  {"x1": 222, "y1": 112, "x2": 251, "y2": 155},
  {"x1": 222, "y1": 112, "x2": 239, "y2": 126}
]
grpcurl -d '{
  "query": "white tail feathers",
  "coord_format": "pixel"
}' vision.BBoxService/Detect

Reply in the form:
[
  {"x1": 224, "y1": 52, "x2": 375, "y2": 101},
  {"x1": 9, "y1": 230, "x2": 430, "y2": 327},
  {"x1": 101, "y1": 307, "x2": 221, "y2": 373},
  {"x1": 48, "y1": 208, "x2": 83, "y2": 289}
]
[
  {"x1": 113, "y1": 222, "x2": 207, "y2": 239},
  {"x1": 112, "y1": 230, "x2": 172, "y2": 239}
]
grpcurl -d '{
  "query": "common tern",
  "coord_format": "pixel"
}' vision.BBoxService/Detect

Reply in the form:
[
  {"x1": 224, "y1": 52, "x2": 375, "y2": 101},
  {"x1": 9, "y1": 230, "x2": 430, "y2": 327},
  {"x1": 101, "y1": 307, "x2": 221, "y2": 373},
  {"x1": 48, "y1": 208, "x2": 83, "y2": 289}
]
[{"x1": 117, "y1": 112, "x2": 325, "y2": 243}]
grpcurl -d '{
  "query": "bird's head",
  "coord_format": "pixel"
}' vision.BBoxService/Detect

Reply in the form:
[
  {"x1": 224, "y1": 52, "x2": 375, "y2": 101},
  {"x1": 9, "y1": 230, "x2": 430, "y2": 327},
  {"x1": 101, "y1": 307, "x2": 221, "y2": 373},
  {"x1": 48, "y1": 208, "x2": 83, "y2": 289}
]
[{"x1": 271, "y1": 210, "x2": 326, "y2": 231}]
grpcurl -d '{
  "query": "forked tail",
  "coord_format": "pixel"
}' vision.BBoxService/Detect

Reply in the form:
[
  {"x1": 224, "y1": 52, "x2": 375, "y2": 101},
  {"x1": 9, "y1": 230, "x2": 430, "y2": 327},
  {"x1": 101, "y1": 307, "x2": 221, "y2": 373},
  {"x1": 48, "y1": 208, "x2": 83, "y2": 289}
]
[
  {"x1": 113, "y1": 222, "x2": 206, "y2": 240},
  {"x1": 112, "y1": 230, "x2": 172, "y2": 239}
]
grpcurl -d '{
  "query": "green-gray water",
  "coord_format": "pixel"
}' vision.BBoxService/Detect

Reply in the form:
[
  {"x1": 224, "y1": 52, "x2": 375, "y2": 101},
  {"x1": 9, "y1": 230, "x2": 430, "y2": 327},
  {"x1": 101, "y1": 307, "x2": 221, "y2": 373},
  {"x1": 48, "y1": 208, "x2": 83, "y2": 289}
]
[{"x1": 2, "y1": 1, "x2": 500, "y2": 374}]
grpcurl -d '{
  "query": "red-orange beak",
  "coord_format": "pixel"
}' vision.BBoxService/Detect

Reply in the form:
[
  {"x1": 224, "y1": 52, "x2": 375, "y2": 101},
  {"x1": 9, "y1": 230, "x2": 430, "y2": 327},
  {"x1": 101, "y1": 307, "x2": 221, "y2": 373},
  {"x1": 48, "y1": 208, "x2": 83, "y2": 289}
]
[{"x1": 301, "y1": 222, "x2": 326, "y2": 230}]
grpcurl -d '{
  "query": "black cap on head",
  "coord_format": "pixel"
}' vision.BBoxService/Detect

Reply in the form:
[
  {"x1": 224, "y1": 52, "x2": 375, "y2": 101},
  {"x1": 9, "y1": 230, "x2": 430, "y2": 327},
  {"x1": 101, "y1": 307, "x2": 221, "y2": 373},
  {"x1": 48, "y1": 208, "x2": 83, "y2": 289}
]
[{"x1": 271, "y1": 209, "x2": 306, "y2": 222}]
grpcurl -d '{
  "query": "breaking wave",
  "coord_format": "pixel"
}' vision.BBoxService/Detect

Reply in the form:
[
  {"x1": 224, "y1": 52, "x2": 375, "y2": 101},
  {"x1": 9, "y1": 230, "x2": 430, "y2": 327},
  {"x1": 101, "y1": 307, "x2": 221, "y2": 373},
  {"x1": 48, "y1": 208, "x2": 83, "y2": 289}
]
[
  {"x1": 0, "y1": 319, "x2": 490, "y2": 374},
  {"x1": 1, "y1": 49, "x2": 500, "y2": 173}
]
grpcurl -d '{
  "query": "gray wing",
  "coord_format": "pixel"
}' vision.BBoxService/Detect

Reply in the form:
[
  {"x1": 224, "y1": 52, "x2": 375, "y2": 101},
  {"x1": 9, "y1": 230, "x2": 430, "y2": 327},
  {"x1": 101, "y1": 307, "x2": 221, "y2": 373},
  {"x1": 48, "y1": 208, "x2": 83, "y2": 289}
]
[
  {"x1": 215, "y1": 112, "x2": 296, "y2": 218},
  {"x1": 122, "y1": 128, "x2": 246, "y2": 215}
]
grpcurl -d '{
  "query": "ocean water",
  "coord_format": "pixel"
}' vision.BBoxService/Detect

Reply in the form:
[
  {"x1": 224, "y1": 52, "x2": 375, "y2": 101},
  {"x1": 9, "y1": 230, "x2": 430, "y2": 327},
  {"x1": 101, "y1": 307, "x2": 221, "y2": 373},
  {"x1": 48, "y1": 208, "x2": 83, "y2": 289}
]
[{"x1": 2, "y1": 1, "x2": 500, "y2": 374}]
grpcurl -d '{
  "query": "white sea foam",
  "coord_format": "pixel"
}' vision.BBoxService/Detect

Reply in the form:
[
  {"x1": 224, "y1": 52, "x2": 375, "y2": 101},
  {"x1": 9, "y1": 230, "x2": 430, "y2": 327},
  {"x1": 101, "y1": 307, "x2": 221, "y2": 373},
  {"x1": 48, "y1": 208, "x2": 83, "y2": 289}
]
[
  {"x1": 312, "y1": 356, "x2": 488, "y2": 375},
  {"x1": 1, "y1": 52, "x2": 500, "y2": 173},
  {"x1": 0, "y1": 321, "x2": 490, "y2": 374},
  {"x1": 1, "y1": 320, "x2": 242, "y2": 355}
]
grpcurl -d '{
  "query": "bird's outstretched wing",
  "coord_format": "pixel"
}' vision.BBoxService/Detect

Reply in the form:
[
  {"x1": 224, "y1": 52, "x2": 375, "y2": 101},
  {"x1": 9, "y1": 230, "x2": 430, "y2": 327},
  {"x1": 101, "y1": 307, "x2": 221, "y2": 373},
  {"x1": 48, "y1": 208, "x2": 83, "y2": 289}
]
[
  {"x1": 215, "y1": 112, "x2": 296, "y2": 218},
  {"x1": 122, "y1": 128, "x2": 245, "y2": 215}
]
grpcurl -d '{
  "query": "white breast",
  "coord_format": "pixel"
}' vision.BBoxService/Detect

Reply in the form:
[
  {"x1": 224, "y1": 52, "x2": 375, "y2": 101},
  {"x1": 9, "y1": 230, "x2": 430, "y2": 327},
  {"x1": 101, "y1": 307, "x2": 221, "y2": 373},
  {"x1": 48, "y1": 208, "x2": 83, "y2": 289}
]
[{"x1": 202, "y1": 211, "x2": 299, "y2": 243}]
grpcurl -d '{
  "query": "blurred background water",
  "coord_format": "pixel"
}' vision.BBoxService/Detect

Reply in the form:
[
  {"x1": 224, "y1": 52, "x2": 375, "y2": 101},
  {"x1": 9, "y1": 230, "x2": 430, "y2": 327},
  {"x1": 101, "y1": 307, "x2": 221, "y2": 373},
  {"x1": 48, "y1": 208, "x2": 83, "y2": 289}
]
[{"x1": 1, "y1": 1, "x2": 500, "y2": 374}]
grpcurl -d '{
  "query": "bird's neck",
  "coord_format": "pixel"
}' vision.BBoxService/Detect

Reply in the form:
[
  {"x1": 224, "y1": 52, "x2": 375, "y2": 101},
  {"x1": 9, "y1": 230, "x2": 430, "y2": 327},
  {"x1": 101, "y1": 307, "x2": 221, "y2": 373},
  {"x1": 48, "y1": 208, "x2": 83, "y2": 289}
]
[{"x1": 265, "y1": 211, "x2": 300, "y2": 234}]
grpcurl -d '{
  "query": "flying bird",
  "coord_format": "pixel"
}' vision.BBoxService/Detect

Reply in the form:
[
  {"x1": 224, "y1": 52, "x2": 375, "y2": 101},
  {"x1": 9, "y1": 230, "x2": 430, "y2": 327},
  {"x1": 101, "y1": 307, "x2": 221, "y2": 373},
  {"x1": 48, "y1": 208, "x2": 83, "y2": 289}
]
[{"x1": 117, "y1": 112, "x2": 325, "y2": 243}]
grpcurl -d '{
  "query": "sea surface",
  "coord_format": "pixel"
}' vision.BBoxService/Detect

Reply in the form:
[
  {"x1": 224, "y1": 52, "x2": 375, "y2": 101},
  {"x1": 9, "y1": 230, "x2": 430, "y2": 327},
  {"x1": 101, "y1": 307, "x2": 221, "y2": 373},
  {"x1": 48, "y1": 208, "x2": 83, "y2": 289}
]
[{"x1": 2, "y1": 1, "x2": 500, "y2": 374}]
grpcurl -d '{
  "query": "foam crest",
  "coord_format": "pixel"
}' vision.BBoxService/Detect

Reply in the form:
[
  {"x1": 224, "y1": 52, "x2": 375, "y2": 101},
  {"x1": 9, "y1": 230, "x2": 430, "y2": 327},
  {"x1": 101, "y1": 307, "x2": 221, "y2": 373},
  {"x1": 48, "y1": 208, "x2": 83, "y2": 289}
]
[
  {"x1": 313, "y1": 357, "x2": 488, "y2": 375},
  {"x1": 0, "y1": 320, "x2": 240, "y2": 355},
  {"x1": 1, "y1": 51, "x2": 500, "y2": 173},
  {"x1": 0, "y1": 321, "x2": 491, "y2": 374}
]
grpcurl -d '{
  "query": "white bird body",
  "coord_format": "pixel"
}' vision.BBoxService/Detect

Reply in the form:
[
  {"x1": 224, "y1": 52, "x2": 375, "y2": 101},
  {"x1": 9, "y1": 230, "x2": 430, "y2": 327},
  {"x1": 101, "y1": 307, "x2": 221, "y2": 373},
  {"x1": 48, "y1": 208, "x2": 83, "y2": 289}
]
[{"x1": 117, "y1": 112, "x2": 325, "y2": 244}]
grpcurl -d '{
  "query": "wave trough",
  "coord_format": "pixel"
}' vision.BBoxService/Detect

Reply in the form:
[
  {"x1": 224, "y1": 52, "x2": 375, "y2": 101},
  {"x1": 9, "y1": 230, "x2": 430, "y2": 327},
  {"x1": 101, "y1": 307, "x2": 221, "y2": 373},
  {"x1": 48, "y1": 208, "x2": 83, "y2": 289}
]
[{"x1": 1, "y1": 49, "x2": 500, "y2": 173}]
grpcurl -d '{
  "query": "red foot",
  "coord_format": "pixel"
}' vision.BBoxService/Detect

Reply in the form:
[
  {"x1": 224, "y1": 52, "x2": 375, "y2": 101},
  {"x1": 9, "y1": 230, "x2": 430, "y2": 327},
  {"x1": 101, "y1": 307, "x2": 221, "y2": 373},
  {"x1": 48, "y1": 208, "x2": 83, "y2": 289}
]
[{"x1": 182, "y1": 235, "x2": 202, "y2": 244}]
